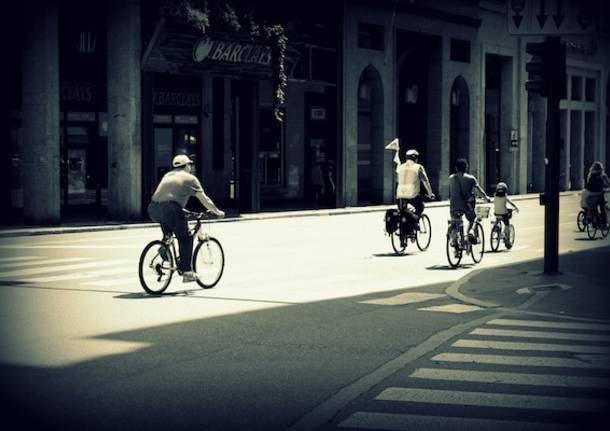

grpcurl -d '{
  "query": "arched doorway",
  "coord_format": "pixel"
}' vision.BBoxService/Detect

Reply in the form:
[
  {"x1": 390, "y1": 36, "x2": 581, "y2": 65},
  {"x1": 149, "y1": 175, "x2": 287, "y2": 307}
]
[
  {"x1": 449, "y1": 77, "x2": 470, "y2": 171},
  {"x1": 357, "y1": 65, "x2": 384, "y2": 204}
]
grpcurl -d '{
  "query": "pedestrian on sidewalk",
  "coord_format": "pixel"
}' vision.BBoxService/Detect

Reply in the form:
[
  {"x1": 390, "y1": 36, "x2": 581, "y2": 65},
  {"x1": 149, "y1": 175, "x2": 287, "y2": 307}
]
[{"x1": 310, "y1": 162, "x2": 325, "y2": 208}]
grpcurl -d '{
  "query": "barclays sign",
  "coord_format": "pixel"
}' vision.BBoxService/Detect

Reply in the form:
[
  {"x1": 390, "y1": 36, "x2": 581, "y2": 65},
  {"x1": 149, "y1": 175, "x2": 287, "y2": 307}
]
[{"x1": 193, "y1": 37, "x2": 272, "y2": 66}]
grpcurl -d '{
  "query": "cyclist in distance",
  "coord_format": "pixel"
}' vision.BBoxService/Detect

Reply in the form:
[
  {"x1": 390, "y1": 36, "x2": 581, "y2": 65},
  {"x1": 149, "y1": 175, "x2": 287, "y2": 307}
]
[
  {"x1": 493, "y1": 181, "x2": 520, "y2": 238},
  {"x1": 585, "y1": 161, "x2": 610, "y2": 227},
  {"x1": 394, "y1": 148, "x2": 435, "y2": 220},
  {"x1": 448, "y1": 158, "x2": 491, "y2": 243},
  {"x1": 148, "y1": 154, "x2": 225, "y2": 283}
]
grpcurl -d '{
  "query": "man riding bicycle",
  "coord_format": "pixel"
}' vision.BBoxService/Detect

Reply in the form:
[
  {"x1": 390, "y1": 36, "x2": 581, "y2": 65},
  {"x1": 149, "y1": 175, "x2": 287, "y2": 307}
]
[
  {"x1": 585, "y1": 161, "x2": 610, "y2": 227},
  {"x1": 448, "y1": 158, "x2": 491, "y2": 243},
  {"x1": 148, "y1": 154, "x2": 225, "y2": 283},
  {"x1": 394, "y1": 148, "x2": 435, "y2": 234}
]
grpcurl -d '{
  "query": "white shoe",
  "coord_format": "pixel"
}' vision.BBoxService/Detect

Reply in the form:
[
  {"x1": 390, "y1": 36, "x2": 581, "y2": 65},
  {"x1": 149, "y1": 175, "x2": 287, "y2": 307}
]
[{"x1": 182, "y1": 271, "x2": 197, "y2": 283}]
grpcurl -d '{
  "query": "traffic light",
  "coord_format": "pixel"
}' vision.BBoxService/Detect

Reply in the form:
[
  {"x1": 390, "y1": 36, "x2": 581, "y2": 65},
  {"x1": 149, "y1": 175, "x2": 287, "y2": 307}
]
[{"x1": 525, "y1": 38, "x2": 566, "y2": 99}]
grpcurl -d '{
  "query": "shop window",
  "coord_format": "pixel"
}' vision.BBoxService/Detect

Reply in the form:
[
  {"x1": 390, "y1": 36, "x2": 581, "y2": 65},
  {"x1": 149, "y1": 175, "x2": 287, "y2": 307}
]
[
  {"x1": 571, "y1": 76, "x2": 582, "y2": 100},
  {"x1": 358, "y1": 23, "x2": 384, "y2": 51},
  {"x1": 259, "y1": 108, "x2": 284, "y2": 186},
  {"x1": 450, "y1": 39, "x2": 470, "y2": 63},
  {"x1": 585, "y1": 78, "x2": 596, "y2": 102}
]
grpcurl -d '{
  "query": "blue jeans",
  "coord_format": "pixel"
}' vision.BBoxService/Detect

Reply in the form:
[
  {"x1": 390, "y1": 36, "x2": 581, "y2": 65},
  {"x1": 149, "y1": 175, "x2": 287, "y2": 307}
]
[{"x1": 148, "y1": 201, "x2": 192, "y2": 273}]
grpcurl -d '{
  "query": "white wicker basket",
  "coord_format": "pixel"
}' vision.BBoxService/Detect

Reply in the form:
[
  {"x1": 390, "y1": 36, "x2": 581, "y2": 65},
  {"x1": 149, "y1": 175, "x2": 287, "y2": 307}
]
[{"x1": 475, "y1": 206, "x2": 490, "y2": 219}]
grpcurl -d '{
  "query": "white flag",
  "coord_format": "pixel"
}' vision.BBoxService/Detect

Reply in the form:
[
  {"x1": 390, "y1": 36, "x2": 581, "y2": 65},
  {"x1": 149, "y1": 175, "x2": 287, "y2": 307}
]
[{"x1": 385, "y1": 138, "x2": 399, "y2": 151}]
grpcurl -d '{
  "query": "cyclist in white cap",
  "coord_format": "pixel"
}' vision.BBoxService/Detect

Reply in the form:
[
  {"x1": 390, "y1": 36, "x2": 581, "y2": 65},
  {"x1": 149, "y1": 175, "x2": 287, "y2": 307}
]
[{"x1": 148, "y1": 154, "x2": 225, "y2": 283}]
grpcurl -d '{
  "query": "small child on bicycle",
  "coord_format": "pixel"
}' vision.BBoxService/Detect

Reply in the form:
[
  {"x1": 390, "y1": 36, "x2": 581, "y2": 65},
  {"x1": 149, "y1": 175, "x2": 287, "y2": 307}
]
[{"x1": 493, "y1": 182, "x2": 519, "y2": 238}]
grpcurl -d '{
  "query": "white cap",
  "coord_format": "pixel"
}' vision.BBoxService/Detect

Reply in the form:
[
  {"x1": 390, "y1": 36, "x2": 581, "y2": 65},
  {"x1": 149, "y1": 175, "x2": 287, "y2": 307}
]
[
  {"x1": 406, "y1": 149, "x2": 419, "y2": 157},
  {"x1": 172, "y1": 154, "x2": 193, "y2": 168}
]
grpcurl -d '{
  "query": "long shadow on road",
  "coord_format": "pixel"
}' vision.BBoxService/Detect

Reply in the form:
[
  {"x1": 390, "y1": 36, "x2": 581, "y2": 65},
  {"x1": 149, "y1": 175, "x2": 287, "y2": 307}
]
[{"x1": 0, "y1": 280, "x2": 476, "y2": 431}]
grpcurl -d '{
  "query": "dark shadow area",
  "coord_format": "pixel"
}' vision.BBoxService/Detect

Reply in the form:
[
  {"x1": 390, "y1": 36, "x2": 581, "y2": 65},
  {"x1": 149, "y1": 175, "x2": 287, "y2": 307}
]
[
  {"x1": 0, "y1": 280, "x2": 466, "y2": 431},
  {"x1": 426, "y1": 264, "x2": 474, "y2": 270},
  {"x1": 372, "y1": 252, "x2": 412, "y2": 257}
]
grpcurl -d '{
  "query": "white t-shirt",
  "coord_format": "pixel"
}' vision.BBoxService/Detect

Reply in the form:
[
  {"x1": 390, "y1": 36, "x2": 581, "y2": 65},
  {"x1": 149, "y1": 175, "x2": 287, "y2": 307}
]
[{"x1": 494, "y1": 195, "x2": 508, "y2": 215}]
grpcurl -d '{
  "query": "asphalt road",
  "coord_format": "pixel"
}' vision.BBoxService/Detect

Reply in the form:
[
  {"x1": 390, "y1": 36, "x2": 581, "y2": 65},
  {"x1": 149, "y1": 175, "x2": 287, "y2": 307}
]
[{"x1": 0, "y1": 194, "x2": 608, "y2": 430}]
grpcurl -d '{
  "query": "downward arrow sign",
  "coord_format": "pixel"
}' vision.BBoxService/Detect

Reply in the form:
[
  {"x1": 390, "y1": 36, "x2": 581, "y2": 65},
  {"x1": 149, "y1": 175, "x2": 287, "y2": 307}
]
[
  {"x1": 553, "y1": 0, "x2": 565, "y2": 28},
  {"x1": 513, "y1": 12, "x2": 523, "y2": 29},
  {"x1": 536, "y1": 0, "x2": 548, "y2": 28}
]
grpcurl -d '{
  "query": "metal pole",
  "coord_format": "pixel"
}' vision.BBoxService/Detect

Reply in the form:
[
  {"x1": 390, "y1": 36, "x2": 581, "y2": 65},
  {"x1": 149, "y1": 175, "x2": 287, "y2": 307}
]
[{"x1": 543, "y1": 37, "x2": 561, "y2": 274}]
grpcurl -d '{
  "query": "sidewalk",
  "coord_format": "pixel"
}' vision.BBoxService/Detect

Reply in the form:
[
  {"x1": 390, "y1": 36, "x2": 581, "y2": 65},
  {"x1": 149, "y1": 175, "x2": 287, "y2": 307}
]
[
  {"x1": 447, "y1": 245, "x2": 610, "y2": 321},
  {"x1": 0, "y1": 191, "x2": 577, "y2": 238}
]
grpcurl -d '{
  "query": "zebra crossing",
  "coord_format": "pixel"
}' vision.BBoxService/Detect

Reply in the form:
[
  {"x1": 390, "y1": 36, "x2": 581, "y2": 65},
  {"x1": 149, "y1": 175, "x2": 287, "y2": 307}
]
[
  {"x1": 0, "y1": 255, "x2": 139, "y2": 288},
  {"x1": 334, "y1": 315, "x2": 610, "y2": 430}
]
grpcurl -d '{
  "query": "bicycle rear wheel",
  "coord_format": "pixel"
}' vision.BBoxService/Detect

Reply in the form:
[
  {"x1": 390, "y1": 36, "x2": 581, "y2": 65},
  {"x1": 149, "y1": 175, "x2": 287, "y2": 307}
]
[
  {"x1": 576, "y1": 211, "x2": 586, "y2": 232},
  {"x1": 446, "y1": 228, "x2": 462, "y2": 268},
  {"x1": 586, "y1": 220, "x2": 597, "y2": 239},
  {"x1": 471, "y1": 222, "x2": 485, "y2": 263},
  {"x1": 139, "y1": 240, "x2": 174, "y2": 294},
  {"x1": 416, "y1": 214, "x2": 432, "y2": 251},
  {"x1": 505, "y1": 224, "x2": 516, "y2": 249},
  {"x1": 193, "y1": 237, "x2": 225, "y2": 288},
  {"x1": 490, "y1": 223, "x2": 501, "y2": 251},
  {"x1": 391, "y1": 229, "x2": 407, "y2": 255}
]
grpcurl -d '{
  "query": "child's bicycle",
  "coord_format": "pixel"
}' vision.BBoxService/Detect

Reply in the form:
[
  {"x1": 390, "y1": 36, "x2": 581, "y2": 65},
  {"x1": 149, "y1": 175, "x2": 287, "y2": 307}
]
[
  {"x1": 445, "y1": 203, "x2": 490, "y2": 268},
  {"x1": 490, "y1": 209, "x2": 518, "y2": 251},
  {"x1": 138, "y1": 210, "x2": 225, "y2": 294}
]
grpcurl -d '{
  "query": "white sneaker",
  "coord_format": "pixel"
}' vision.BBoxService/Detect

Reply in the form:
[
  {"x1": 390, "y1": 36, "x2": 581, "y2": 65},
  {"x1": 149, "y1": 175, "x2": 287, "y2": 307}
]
[{"x1": 182, "y1": 271, "x2": 197, "y2": 283}]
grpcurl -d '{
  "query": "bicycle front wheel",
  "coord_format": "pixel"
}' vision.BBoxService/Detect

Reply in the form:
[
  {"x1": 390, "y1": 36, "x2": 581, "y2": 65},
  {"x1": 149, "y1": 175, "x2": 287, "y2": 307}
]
[
  {"x1": 471, "y1": 222, "x2": 485, "y2": 263},
  {"x1": 391, "y1": 229, "x2": 407, "y2": 255},
  {"x1": 577, "y1": 211, "x2": 586, "y2": 232},
  {"x1": 193, "y1": 237, "x2": 225, "y2": 288},
  {"x1": 416, "y1": 214, "x2": 432, "y2": 251},
  {"x1": 446, "y1": 228, "x2": 462, "y2": 268},
  {"x1": 490, "y1": 223, "x2": 501, "y2": 251},
  {"x1": 138, "y1": 240, "x2": 175, "y2": 295}
]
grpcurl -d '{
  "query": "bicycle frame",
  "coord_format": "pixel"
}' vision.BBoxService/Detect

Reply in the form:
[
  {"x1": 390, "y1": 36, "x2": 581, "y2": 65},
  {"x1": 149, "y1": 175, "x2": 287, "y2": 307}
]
[{"x1": 161, "y1": 211, "x2": 211, "y2": 274}]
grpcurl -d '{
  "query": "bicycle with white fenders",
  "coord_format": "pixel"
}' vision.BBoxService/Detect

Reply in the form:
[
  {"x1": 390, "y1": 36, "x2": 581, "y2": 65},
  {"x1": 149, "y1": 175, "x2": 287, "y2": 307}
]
[{"x1": 138, "y1": 210, "x2": 225, "y2": 294}]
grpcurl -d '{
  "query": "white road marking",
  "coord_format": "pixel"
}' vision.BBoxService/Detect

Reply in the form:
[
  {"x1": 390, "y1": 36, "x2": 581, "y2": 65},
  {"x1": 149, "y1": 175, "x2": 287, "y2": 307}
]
[
  {"x1": 376, "y1": 387, "x2": 607, "y2": 412},
  {"x1": 409, "y1": 367, "x2": 610, "y2": 389},
  {"x1": 418, "y1": 303, "x2": 483, "y2": 313},
  {"x1": 452, "y1": 338, "x2": 610, "y2": 353},
  {"x1": 338, "y1": 412, "x2": 571, "y2": 431},
  {"x1": 82, "y1": 277, "x2": 139, "y2": 287},
  {"x1": 359, "y1": 292, "x2": 445, "y2": 306},
  {"x1": 0, "y1": 256, "x2": 40, "y2": 263},
  {"x1": 487, "y1": 318, "x2": 610, "y2": 332},
  {"x1": 0, "y1": 259, "x2": 130, "y2": 278},
  {"x1": 432, "y1": 352, "x2": 610, "y2": 369},
  {"x1": 471, "y1": 327, "x2": 610, "y2": 342},
  {"x1": 22, "y1": 266, "x2": 135, "y2": 283},
  {"x1": 0, "y1": 257, "x2": 90, "y2": 269}
]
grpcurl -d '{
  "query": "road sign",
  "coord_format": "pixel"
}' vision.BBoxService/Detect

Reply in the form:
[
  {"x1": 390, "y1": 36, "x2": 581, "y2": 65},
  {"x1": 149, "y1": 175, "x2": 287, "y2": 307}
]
[{"x1": 507, "y1": 0, "x2": 598, "y2": 35}]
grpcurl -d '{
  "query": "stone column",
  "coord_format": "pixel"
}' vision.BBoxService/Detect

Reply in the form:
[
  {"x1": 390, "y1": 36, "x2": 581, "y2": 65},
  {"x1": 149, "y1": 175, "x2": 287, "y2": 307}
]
[
  {"x1": 22, "y1": 1, "x2": 60, "y2": 224},
  {"x1": 107, "y1": 0, "x2": 141, "y2": 220}
]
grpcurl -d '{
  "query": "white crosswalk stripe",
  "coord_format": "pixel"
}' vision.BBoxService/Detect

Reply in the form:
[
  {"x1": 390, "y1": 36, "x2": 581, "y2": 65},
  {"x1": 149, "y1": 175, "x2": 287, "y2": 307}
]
[
  {"x1": 0, "y1": 260, "x2": 129, "y2": 279},
  {"x1": 22, "y1": 267, "x2": 135, "y2": 283},
  {"x1": 452, "y1": 338, "x2": 610, "y2": 353},
  {"x1": 487, "y1": 318, "x2": 610, "y2": 332},
  {"x1": 409, "y1": 368, "x2": 610, "y2": 389},
  {"x1": 470, "y1": 327, "x2": 610, "y2": 342},
  {"x1": 333, "y1": 316, "x2": 610, "y2": 430},
  {"x1": 376, "y1": 387, "x2": 607, "y2": 411},
  {"x1": 0, "y1": 257, "x2": 90, "y2": 269},
  {"x1": 338, "y1": 412, "x2": 573, "y2": 430},
  {"x1": 0, "y1": 256, "x2": 40, "y2": 263}
]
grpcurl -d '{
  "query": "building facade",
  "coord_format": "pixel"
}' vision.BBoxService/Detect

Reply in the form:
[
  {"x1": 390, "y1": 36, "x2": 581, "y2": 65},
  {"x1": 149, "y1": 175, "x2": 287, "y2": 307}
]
[{"x1": 5, "y1": 0, "x2": 610, "y2": 225}]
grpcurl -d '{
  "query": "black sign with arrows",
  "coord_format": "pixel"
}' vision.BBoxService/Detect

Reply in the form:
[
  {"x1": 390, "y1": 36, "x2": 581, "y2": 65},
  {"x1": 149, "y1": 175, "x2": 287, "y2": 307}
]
[{"x1": 508, "y1": 0, "x2": 597, "y2": 35}]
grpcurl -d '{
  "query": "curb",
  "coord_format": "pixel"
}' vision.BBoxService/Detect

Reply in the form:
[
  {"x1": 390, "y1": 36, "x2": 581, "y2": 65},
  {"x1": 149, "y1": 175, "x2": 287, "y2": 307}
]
[{"x1": 0, "y1": 191, "x2": 579, "y2": 238}]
